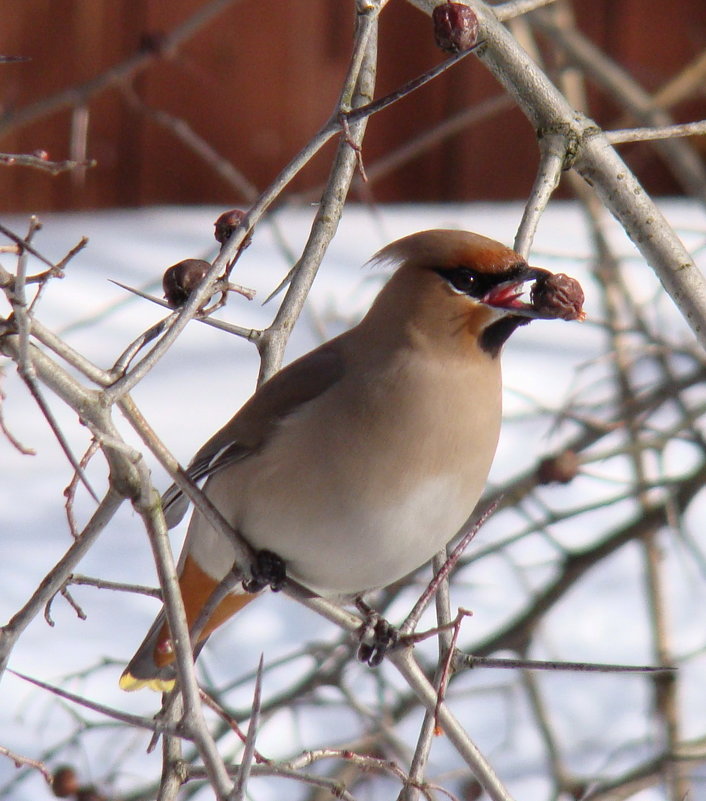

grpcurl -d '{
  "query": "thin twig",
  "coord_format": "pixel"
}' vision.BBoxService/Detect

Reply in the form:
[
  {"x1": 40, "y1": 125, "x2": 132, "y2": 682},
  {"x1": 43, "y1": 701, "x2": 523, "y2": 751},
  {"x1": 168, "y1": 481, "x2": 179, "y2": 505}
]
[
  {"x1": 0, "y1": 745, "x2": 53, "y2": 786},
  {"x1": 256, "y1": 4, "x2": 379, "y2": 381},
  {"x1": 0, "y1": 152, "x2": 96, "y2": 174},
  {"x1": 66, "y1": 574, "x2": 162, "y2": 599},
  {"x1": 606, "y1": 119, "x2": 706, "y2": 144}
]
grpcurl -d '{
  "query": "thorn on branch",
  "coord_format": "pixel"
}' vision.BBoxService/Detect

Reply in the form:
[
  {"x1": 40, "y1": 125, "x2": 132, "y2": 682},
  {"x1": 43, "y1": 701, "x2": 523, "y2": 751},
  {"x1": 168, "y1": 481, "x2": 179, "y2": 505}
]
[
  {"x1": 8, "y1": 667, "x2": 176, "y2": 732},
  {"x1": 19, "y1": 372, "x2": 100, "y2": 503},
  {"x1": 453, "y1": 652, "x2": 678, "y2": 674},
  {"x1": 0, "y1": 221, "x2": 53, "y2": 270},
  {"x1": 199, "y1": 689, "x2": 270, "y2": 764},
  {"x1": 339, "y1": 114, "x2": 368, "y2": 182},
  {"x1": 399, "y1": 608, "x2": 474, "y2": 649},
  {"x1": 108, "y1": 279, "x2": 258, "y2": 340},
  {"x1": 111, "y1": 316, "x2": 173, "y2": 377},
  {"x1": 66, "y1": 573, "x2": 162, "y2": 599},
  {"x1": 232, "y1": 654, "x2": 265, "y2": 800},
  {"x1": 7, "y1": 277, "x2": 100, "y2": 502}
]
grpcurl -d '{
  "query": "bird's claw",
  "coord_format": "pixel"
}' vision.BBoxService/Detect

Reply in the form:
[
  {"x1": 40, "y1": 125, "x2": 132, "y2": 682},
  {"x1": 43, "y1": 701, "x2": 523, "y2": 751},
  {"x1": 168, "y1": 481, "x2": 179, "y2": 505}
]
[
  {"x1": 242, "y1": 549, "x2": 287, "y2": 593},
  {"x1": 356, "y1": 606, "x2": 398, "y2": 667}
]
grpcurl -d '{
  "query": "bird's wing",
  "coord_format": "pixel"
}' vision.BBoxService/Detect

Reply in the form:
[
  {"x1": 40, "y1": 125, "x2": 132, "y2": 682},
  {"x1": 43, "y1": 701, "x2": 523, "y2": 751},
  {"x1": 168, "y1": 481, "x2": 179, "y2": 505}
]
[{"x1": 162, "y1": 343, "x2": 346, "y2": 528}]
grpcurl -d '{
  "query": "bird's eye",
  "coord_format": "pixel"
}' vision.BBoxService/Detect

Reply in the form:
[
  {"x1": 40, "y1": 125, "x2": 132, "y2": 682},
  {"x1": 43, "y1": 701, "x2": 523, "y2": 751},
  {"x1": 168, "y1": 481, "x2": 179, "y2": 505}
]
[{"x1": 437, "y1": 267, "x2": 477, "y2": 295}]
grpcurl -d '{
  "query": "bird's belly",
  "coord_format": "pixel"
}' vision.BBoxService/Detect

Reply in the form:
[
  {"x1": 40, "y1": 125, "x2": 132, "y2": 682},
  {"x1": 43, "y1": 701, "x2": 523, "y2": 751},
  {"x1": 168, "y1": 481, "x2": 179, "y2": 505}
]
[{"x1": 241, "y1": 472, "x2": 481, "y2": 595}]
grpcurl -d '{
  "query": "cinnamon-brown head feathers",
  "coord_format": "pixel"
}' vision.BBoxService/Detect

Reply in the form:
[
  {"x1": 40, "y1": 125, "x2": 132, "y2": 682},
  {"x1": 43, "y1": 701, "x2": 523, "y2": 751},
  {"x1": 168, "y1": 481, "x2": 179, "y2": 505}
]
[{"x1": 371, "y1": 229, "x2": 526, "y2": 276}]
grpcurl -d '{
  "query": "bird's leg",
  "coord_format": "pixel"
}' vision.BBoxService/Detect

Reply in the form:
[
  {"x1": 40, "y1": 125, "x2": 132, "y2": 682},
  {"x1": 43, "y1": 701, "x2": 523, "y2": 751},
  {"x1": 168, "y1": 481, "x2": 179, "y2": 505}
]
[
  {"x1": 242, "y1": 549, "x2": 287, "y2": 593},
  {"x1": 355, "y1": 597, "x2": 399, "y2": 667}
]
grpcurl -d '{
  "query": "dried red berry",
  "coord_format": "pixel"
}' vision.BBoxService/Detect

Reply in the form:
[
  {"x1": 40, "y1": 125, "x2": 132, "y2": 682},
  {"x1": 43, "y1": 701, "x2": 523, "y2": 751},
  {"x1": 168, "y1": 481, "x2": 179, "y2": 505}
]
[
  {"x1": 530, "y1": 272, "x2": 585, "y2": 321},
  {"x1": 162, "y1": 258, "x2": 211, "y2": 307},
  {"x1": 460, "y1": 777, "x2": 484, "y2": 801},
  {"x1": 52, "y1": 766, "x2": 79, "y2": 798},
  {"x1": 537, "y1": 450, "x2": 580, "y2": 485},
  {"x1": 214, "y1": 208, "x2": 253, "y2": 248},
  {"x1": 432, "y1": 3, "x2": 479, "y2": 53}
]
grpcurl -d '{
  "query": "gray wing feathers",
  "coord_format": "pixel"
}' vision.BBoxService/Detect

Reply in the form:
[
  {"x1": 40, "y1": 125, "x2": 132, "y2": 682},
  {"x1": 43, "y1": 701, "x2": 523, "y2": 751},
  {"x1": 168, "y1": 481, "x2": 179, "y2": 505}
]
[{"x1": 161, "y1": 443, "x2": 251, "y2": 528}]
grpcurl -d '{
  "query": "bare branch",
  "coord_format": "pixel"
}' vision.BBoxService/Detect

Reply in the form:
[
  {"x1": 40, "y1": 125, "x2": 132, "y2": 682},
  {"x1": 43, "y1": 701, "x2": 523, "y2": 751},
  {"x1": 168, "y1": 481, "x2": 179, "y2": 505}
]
[{"x1": 513, "y1": 131, "x2": 566, "y2": 258}]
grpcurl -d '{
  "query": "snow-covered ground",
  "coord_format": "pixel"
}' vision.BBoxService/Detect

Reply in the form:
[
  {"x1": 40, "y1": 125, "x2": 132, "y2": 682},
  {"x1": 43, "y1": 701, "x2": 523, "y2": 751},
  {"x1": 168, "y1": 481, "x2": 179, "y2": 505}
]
[{"x1": 1, "y1": 202, "x2": 705, "y2": 800}]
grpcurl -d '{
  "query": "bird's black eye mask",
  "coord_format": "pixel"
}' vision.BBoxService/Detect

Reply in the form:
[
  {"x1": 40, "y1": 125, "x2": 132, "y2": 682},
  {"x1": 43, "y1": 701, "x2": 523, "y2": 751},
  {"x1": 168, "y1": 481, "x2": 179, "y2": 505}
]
[
  {"x1": 434, "y1": 262, "x2": 531, "y2": 299},
  {"x1": 434, "y1": 262, "x2": 547, "y2": 358}
]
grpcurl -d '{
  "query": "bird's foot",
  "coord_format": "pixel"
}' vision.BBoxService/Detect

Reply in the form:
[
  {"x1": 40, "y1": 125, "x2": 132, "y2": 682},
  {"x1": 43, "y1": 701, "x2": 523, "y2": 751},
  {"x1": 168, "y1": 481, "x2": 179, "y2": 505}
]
[
  {"x1": 355, "y1": 599, "x2": 398, "y2": 667},
  {"x1": 242, "y1": 549, "x2": 287, "y2": 593}
]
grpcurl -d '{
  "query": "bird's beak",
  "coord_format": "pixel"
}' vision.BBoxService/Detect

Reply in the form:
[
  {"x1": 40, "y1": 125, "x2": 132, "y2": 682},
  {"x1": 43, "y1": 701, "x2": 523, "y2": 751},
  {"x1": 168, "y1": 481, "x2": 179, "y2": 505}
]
[{"x1": 481, "y1": 266, "x2": 554, "y2": 319}]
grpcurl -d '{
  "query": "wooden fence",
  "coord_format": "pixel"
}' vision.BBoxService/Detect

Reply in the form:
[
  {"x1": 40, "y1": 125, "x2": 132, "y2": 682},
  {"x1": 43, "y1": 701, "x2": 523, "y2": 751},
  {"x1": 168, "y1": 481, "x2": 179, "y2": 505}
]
[{"x1": 0, "y1": 0, "x2": 704, "y2": 211}]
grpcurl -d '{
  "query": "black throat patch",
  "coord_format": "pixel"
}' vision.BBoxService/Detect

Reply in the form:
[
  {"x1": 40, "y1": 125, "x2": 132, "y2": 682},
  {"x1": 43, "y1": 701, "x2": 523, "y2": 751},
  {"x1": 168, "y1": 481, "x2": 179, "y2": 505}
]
[{"x1": 480, "y1": 316, "x2": 531, "y2": 358}]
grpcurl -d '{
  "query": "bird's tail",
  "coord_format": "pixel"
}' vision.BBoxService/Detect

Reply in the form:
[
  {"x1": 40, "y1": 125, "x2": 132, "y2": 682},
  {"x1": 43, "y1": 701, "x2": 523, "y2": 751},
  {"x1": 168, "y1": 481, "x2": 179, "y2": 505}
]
[
  {"x1": 119, "y1": 611, "x2": 181, "y2": 692},
  {"x1": 119, "y1": 556, "x2": 256, "y2": 691}
]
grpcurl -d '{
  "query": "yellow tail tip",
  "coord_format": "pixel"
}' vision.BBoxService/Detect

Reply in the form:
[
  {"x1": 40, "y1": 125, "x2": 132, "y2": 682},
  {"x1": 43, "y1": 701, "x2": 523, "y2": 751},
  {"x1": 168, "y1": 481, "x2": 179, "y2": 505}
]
[{"x1": 119, "y1": 671, "x2": 176, "y2": 693}]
